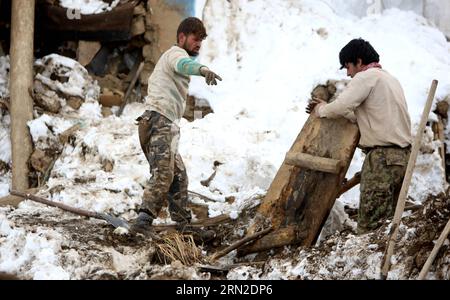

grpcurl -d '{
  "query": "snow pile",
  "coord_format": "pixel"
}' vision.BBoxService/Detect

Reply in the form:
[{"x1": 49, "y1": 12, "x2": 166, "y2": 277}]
[
  {"x1": 35, "y1": 54, "x2": 100, "y2": 103},
  {"x1": 59, "y1": 0, "x2": 120, "y2": 15},
  {"x1": 0, "y1": 56, "x2": 9, "y2": 99},
  {"x1": 0, "y1": 208, "x2": 70, "y2": 280}
]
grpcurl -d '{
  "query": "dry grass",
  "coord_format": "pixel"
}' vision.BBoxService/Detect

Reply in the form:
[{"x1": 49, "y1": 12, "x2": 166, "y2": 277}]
[{"x1": 155, "y1": 233, "x2": 203, "y2": 266}]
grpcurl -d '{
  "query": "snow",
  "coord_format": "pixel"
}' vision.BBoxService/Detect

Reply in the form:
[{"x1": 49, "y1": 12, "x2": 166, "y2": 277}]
[
  {"x1": 1, "y1": 0, "x2": 450, "y2": 279},
  {"x1": 0, "y1": 56, "x2": 9, "y2": 99},
  {"x1": 59, "y1": 0, "x2": 120, "y2": 15}
]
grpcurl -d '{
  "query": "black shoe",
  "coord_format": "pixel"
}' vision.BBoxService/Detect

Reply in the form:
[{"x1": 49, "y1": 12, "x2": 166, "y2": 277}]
[{"x1": 130, "y1": 212, "x2": 153, "y2": 235}]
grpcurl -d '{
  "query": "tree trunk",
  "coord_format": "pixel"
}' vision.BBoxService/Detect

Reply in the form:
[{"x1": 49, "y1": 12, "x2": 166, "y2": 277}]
[
  {"x1": 238, "y1": 115, "x2": 360, "y2": 255},
  {"x1": 7, "y1": 0, "x2": 35, "y2": 207}
]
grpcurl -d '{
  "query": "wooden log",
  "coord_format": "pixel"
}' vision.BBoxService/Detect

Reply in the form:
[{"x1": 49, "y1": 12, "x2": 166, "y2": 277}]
[
  {"x1": 381, "y1": 80, "x2": 438, "y2": 279},
  {"x1": 9, "y1": 0, "x2": 36, "y2": 207},
  {"x1": 285, "y1": 152, "x2": 344, "y2": 174},
  {"x1": 240, "y1": 111, "x2": 360, "y2": 254}
]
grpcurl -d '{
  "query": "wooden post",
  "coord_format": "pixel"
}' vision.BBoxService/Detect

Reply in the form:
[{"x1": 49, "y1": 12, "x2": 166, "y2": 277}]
[
  {"x1": 381, "y1": 80, "x2": 439, "y2": 279},
  {"x1": 7, "y1": 0, "x2": 36, "y2": 207}
]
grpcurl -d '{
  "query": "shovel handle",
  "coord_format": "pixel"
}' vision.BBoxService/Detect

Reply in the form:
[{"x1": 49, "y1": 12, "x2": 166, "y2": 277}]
[{"x1": 10, "y1": 190, "x2": 97, "y2": 218}]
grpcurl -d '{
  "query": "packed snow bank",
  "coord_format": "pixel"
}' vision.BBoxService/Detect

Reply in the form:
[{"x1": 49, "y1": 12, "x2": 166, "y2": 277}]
[{"x1": 191, "y1": 0, "x2": 450, "y2": 208}]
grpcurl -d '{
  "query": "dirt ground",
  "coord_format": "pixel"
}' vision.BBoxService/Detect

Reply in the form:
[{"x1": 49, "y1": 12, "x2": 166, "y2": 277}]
[{"x1": 4, "y1": 189, "x2": 450, "y2": 280}]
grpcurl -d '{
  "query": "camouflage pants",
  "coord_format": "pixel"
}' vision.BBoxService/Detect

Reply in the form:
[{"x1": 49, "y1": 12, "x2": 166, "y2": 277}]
[
  {"x1": 137, "y1": 110, "x2": 192, "y2": 223},
  {"x1": 358, "y1": 146, "x2": 410, "y2": 234}
]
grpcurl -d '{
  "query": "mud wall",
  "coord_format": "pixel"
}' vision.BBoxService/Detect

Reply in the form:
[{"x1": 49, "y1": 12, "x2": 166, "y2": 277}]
[{"x1": 149, "y1": 0, "x2": 196, "y2": 60}]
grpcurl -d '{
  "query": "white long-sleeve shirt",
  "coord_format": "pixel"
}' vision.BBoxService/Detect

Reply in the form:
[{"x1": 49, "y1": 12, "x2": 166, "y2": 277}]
[{"x1": 318, "y1": 68, "x2": 412, "y2": 148}]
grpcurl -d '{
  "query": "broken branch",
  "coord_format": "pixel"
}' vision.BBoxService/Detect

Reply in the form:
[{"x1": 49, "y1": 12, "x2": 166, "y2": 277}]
[{"x1": 210, "y1": 227, "x2": 273, "y2": 262}]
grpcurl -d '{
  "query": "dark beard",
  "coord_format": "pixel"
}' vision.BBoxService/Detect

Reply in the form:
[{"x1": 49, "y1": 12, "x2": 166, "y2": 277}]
[
  {"x1": 186, "y1": 50, "x2": 199, "y2": 57},
  {"x1": 183, "y1": 41, "x2": 199, "y2": 57}
]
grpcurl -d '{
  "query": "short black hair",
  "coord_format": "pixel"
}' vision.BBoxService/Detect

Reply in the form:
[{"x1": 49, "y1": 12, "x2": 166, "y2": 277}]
[
  {"x1": 177, "y1": 17, "x2": 207, "y2": 43},
  {"x1": 339, "y1": 38, "x2": 380, "y2": 69}
]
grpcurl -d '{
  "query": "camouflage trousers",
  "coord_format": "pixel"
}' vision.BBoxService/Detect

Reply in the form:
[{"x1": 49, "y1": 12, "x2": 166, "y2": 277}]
[
  {"x1": 358, "y1": 146, "x2": 410, "y2": 234},
  {"x1": 137, "y1": 110, "x2": 192, "y2": 224}
]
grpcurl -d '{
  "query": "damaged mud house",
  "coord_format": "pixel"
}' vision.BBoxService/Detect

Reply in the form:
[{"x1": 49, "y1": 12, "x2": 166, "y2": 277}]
[{"x1": 1, "y1": 0, "x2": 450, "y2": 280}]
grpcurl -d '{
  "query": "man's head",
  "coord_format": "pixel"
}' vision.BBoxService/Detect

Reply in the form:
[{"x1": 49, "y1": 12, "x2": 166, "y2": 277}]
[
  {"x1": 339, "y1": 38, "x2": 380, "y2": 78},
  {"x1": 177, "y1": 17, "x2": 207, "y2": 57}
]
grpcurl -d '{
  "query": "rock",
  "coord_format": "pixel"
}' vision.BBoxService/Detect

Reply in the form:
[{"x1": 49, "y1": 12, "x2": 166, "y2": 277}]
[
  {"x1": 134, "y1": 4, "x2": 146, "y2": 16},
  {"x1": 144, "y1": 31, "x2": 154, "y2": 43},
  {"x1": 316, "y1": 28, "x2": 328, "y2": 39},
  {"x1": 67, "y1": 96, "x2": 83, "y2": 110},
  {"x1": 131, "y1": 16, "x2": 146, "y2": 36},
  {"x1": 77, "y1": 41, "x2": 102, "y2": 67},
  {"x1": 311, "y1": 85, "x2": 331, "y2": 101},
  {"x1": 34, "y1": 92, "x2": 62, "y2": 113},
  {"x1": 99, "y1": 94, "x2": 123, "y2": 107},
  {"x1": 30, "y1": 149, "x2": 54, "y2": 173},
  {"x1": 435, "y1": 101, "x2": 449, "y2": 119},
  {"x1": 140, "y1": 62, "x2": 154, "y2": 86},
  {"x1": 142, "y1": 45, "x2": 153, "y2": 62},
  {"x1": 101, "y1": 106, "x2": 113, "y2": 118},
  {"x1": 145, "y1": 11, "x2": 153, "y2": 30},
  {"x1": 101, "y1": 158, "x2": 114, "y2": 172}
]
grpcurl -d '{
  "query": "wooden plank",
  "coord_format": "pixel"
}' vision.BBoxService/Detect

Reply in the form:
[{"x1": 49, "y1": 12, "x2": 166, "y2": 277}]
[
  {"x1": 285, "y1": 152, "x2": 343, "y2": 174},
  {"x1": 240, "y1": 112, "x2": 360, "y2": 255}
]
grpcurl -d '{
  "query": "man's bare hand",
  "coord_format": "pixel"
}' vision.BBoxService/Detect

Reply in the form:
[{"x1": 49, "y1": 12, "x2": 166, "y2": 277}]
[
  {"x1": 200, "y1": 67, "x2": 222, "y2": 86},
  {"x1": 306, "y1": 97, "x2": 327, "y2": 116}
]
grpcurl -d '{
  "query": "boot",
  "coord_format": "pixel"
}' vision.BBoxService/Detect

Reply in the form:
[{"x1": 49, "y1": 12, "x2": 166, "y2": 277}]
[{"x1": 130, "y1": 212, "x2": 153, "y2": 235}]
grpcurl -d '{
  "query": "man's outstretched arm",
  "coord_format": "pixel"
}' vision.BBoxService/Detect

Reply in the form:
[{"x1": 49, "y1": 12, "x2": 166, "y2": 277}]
[{"x1": 176, "y1": 58, "x2": 222, "y2": 85}]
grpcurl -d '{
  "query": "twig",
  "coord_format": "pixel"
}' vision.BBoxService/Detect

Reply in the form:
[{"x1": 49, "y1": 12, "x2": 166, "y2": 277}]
[
  {"x1": 210, "y1": 227, "x2": 273, "y2": 262},
  {"x1": 188, "y1": 190, "x2": 219, "y2": 202}
]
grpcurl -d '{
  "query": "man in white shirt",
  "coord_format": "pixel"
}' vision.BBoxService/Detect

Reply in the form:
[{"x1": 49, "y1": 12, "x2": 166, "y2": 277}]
[{"x1": 307, "y1": 39, "x2": 412, "y2": 234}]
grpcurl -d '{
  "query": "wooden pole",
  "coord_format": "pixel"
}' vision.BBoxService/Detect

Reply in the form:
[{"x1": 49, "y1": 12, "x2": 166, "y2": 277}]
[
  {"x1": 7, "y1": 0, "x2": 36, "y2": 207},
  {"x1": 418, "y1": 217, "x2": 450, "y2": 279},
  {"x1": 381, "y1": 80, "x2": 439, "y2": 279}
]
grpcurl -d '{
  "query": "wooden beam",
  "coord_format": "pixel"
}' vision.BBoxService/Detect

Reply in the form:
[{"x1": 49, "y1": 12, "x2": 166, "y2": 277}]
[
  {"x1": 285, "y1": 152, "x2": 344, "y2": 174},
  {"x1": 8, "y1": 0, "x2": 36, "y2": 207}
]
